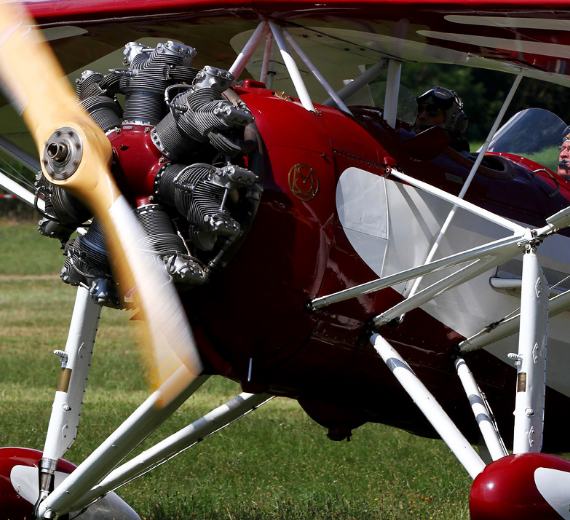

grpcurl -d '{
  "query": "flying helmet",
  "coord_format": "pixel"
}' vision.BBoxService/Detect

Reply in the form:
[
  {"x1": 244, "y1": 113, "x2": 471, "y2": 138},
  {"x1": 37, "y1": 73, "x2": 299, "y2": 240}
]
[{"x1": 416, "y1": 86, "x2": 468, "y2": 137}]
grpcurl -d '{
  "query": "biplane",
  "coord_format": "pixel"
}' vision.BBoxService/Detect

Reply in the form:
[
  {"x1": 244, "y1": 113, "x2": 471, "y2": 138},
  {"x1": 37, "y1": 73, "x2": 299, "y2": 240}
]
[{"x1": 3, "y1": 0, "x2": 570, "y2": 518}]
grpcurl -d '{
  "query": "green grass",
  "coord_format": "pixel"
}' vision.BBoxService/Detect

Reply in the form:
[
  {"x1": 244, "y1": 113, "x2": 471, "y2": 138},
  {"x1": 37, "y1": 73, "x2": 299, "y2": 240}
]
[
  {"x1": 518, "y1": 145, "x2": 559, "y2": 172},
  {"x1": 471, "y1": 141, "x2": 558, "y2": 172},
  {"x1": 0, "y1": 220, "x2": 473, "y2": 520},
  {"x1": 0, "y1": 218, "x2": 66, "y2": 275}
]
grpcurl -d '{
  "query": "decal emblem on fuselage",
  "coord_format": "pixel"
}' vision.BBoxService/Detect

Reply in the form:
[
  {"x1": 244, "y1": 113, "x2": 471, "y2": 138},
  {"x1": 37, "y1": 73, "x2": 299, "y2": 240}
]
[{"x1": 288, "y1": 163, "x2": 319, "y2": 201}]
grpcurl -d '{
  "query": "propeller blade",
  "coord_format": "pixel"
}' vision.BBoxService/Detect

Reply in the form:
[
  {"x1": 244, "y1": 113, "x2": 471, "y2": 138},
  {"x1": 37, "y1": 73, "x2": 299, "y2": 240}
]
[{"x1": 0, "y1": 1, "x2": 202, "y2": 404}]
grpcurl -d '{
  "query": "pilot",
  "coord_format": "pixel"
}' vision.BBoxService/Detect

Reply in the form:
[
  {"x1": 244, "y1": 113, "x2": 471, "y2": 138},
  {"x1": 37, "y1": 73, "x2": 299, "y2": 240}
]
[
  {"x1": 413, "y1": 86, "x2": 470, "y2": 154},
  {"x1": 558, "y1": 133, "x2": 570, "y2": 180}
]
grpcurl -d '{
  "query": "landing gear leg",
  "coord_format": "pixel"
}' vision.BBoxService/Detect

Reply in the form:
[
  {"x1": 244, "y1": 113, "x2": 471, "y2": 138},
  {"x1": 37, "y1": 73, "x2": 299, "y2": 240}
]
[
  {"x1": 511, "y1": 245, "x2": 548, "y2": 454},
  {"x1": 37, "y1": 286, "x2": 101, "y2": 511}
]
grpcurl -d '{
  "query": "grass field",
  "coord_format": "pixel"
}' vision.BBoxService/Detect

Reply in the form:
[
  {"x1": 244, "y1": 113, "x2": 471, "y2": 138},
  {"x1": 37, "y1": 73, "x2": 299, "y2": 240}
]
[{"x1": 0, "y1": 218, "x2": 474, "y2": 520}]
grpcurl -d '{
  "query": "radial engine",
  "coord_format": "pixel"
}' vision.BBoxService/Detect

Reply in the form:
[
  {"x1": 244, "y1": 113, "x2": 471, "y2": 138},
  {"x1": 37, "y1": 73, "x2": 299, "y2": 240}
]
[{"x1": 36, "y1": 40, "x2": 263, "y2": 307}]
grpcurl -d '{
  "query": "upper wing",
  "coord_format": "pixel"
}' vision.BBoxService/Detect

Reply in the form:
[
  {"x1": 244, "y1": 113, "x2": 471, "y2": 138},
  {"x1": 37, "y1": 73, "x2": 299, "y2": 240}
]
[
  {"x1": 3, "y1": 0, "x2": 570, "y2": 152},
  {"x1": 23, "y1": 0, "x2": 570, "y2": 80}
]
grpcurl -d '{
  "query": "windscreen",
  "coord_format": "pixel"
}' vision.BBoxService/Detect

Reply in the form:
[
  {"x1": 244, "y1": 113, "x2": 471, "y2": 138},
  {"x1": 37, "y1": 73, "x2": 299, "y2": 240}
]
[{"x1": 487, "y1": 108, "x2": 567, "y2": 172}]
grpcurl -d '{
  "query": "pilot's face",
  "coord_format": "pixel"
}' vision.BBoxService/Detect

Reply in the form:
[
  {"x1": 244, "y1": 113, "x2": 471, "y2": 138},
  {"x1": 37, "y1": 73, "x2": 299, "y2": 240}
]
[
  {"x1": 414, "y1": 103, "x2": 446, "y2": 133},
  {"x1": 558, "y1": 142, "x2": 570, "y2": 179}
]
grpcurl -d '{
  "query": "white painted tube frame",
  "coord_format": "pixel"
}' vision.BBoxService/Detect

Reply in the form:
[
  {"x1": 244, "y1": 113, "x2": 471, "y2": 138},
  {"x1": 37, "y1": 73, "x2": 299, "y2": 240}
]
[
  {"x1": 542, "y1": 203, "x2": 570, "y2": 233},
  {"x1": 259, "y1": 31, "x2": 274, "y2": 84},
  {"x1": 37, "y1": 373, "x2": 210, "y2": 518},
  {"x1": 372, "y1": 334, "x2": 486, "y2": 479},
  {"x1": 282, "y1": 28, "x2": 351, "y2": 114},
  {"x1": 310, "y1": 165, "x2": 529, "y2": 311},
  {"x1": 373, "y1": 258, "x2": 500, "y2": 327},
  {"x1": 460, "y1": 288, "x2": 570, "y2": 352},
  {"x1": 513, "y1": 249, "x2": 548, "y2": 454},
  {"x1": 71, "y1": 392, "x2": 273, "y2": 512},
  {"x1": 42, "y1": 286, "x2": 101, "y2": 461},
  {"x1": 268, "y1": 22, "x2": 315, "y2": 112},
  {"x1": 489, "y1": 277, "x2": 564, "y2": 297},
  {"x1": 229, "y1": 22, "x2": 269, "y2": 80},
  {"x1": 403, "y1": 72, "x2": 523, "y2": 303},
  {"x1": 322, "y1": 59, "x2": 387, "y2": 107},
  {"x1": 455, "y1": 357, "x2": 507, "y2": 461},
  {"x1": 311, "y1": 233, "x2": 522, "y2": 311},
  {"x1": 0, "y1": 168, "x2": 43, "y2": 210},
  {"x1": 383, "y1": 60, "x2": 401, "y2": 129},
  {"x1": 388, "y1": 167, "x2": 525, "y2": 235}
]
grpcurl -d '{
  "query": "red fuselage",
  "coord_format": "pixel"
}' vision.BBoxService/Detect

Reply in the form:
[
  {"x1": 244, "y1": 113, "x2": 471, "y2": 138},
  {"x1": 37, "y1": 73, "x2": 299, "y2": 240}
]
[{"x1": 108, "y1": 81, "x2": 570, "y2": 448}]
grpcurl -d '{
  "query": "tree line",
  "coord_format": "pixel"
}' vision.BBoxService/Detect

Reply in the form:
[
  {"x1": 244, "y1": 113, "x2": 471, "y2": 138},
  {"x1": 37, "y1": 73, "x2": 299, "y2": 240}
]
[{"x1": 400, "y1": 62, "x2": 570, "y2": 143}]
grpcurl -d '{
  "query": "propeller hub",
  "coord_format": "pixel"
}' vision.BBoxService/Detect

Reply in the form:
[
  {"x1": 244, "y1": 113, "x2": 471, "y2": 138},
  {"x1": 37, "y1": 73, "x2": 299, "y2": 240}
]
[
  {"x1": 46, "y1": 142, "x2": 69, "y2": 161},
  {"x1": 42, "y1": 127, "x2": 83, "y2": 180}
]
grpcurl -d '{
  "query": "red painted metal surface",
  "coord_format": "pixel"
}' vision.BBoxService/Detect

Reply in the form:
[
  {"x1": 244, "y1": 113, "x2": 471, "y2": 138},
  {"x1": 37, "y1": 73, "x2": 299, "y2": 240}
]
[
  {"x1": 92, "y1": 80, "x2": 570, "y2": 446},
  {"x1": 108, "y1": 125, "x2": 166, "y2": 203},
  {"x1": 470, "y1": 453, "x2": 570, "y2": 520},
  {"x1": 182, "y1": 86, "x2": 563, "y2": 443},
  {"x1": 6, "y1": 0, "x2": 570, "y2": 447},
  {"x1": 0, "y1": 448, "x2": 75, "y2": 520},
  {"x1": 4, "y1": 0, "x2": 570, "y2": 516},
  {"x1": 24, "y1": 0, "x2": 570, "y2": 19},
  {"x1": 17, "y1": 0, "x2": 570, "y2": 87},
  {"x1": 2, "y1": 0, "x2": 570, "y2": 161}
]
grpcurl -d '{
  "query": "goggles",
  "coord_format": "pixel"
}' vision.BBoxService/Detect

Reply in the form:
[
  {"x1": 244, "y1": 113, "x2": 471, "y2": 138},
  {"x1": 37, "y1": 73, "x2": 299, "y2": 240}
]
[
  {"x1": 417, "y1": 104, "x2": 441, "y2": 117},
  {"x1": 417, "y1": 87, "x2": 463, "y2": 111}
]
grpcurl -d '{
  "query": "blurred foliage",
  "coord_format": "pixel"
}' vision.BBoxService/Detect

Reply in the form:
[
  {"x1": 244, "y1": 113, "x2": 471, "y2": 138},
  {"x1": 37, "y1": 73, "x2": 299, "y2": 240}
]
[
  {"x1": 0, "y1": 147, "x2": 37, "y2": 199},
  {"x1": 399, "y1": 63, "x2": 570, "y2": 143}
]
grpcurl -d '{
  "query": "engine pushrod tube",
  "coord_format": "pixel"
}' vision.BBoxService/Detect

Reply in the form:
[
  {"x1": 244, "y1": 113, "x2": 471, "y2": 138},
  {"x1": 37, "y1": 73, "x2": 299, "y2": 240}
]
[
  {"x1": 372, "y1": 334, "x2": 485, "y2": 479},
  {"x1": 37, "y1": 372, "x2": 210, "y2": 518},
  {"x1": 70, "y1": 392, "x2": 273, "y2": 512},
  {"x1": 455, "y1": 357, "x2": 507, "y2": 461}
]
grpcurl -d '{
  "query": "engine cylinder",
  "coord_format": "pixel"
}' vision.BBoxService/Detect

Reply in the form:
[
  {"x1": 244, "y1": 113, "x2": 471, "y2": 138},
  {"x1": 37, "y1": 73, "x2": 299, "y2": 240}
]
[
  {"x1": 81, "y1": 95, "x2": 123, "y2": 133},
  {"x1": 135, "y1": 204, "x2": 187, "y2": 255}
]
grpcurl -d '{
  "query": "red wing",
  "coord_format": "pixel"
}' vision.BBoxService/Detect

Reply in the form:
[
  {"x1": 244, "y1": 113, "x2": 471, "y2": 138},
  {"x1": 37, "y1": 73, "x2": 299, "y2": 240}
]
[
  {"x1": 23, "y1": 0, "x2": 570, "y2": 80},
  {"x1": 3, "y1": 0, "x2": 570, "y2": 152}
]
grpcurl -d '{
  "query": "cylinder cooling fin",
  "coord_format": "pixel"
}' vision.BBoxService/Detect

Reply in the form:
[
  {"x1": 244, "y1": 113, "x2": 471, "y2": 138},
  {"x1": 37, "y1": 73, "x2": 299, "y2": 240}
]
[{"x1": 36, "y1": 40, "x2": 264, "y2": 308}]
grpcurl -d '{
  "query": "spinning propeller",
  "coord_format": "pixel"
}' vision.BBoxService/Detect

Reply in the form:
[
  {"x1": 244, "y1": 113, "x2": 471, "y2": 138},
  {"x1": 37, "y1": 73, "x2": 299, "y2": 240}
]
[{"x1": 0, "y1": 1, "x2": 202, "y2": 404}]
